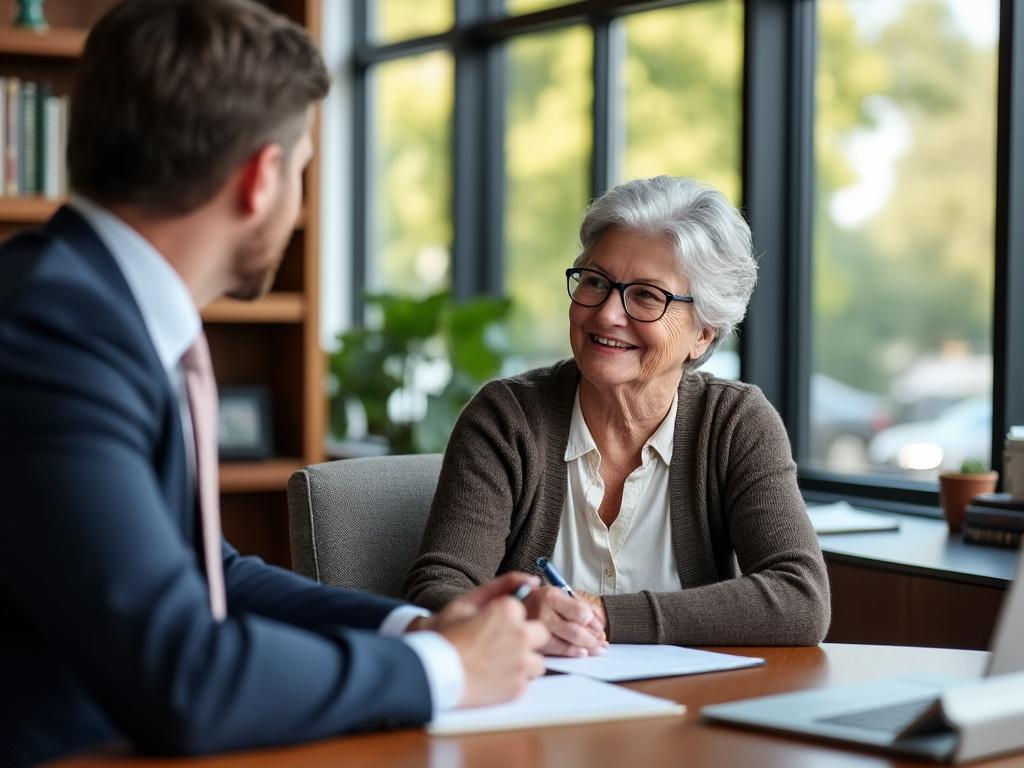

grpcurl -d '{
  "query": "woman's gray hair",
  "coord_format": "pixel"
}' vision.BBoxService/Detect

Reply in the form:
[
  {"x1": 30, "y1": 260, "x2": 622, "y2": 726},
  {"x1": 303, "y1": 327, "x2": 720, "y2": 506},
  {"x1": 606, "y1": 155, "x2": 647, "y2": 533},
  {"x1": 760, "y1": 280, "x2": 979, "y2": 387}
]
[{"x1": 575, "y1": 176, "x2": 757, "y2": 372}]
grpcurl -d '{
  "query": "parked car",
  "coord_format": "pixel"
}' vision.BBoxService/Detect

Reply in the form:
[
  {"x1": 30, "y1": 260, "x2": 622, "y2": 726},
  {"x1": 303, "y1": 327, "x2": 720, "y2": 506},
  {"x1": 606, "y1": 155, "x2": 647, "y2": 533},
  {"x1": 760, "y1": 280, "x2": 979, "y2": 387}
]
[
  {"x1": 700, "y1": 353, "x2": 892, "y2": 473},
  {"x1": 867, "y1": 396, "x2": 991, "y2": 477},
  {"x1": 808, "y1": 374, "x2": 893, "y2": 473}
]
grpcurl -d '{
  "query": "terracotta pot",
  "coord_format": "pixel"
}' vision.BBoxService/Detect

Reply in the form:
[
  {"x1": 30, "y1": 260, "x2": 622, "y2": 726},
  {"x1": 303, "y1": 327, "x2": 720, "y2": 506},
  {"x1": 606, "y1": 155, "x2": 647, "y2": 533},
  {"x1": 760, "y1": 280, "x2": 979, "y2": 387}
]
[{"x1": 938, "y1": 471, "x2": 999, "y2": 533}]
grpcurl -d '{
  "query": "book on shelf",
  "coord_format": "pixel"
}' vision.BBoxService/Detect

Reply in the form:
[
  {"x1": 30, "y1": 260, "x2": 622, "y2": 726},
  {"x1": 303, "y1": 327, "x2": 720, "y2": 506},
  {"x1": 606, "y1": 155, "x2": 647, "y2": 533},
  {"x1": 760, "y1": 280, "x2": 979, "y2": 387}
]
[
  {"x1": 5, "y1": 77, "x2": 17, "y2": 197},
  {"x1": 962, "y1": 493, "x2": 1024, "y2": 548},
  {"x1": 20, "y1": 80, "x2": 37, "y2": 194},
  {"x1": 963, "y1": 505, "x2": 1024, "y2": 532},
  {"x1": 963, "y1": 524, "x2": 1022, "y2": 548},
  {"x1": 969, "y1": 492, "x2": 1024, "y2": 511},
  {"x1": 0, "y1": 75, "x2": 68, "y2": 200}
]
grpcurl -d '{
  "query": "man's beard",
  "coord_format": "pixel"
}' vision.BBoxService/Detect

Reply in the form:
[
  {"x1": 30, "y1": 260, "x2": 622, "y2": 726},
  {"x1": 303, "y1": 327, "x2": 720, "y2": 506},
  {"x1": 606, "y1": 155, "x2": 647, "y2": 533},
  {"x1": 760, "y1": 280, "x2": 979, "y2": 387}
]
[{"x1": 226, "y1": 220, "x2": 285, "y2": 301}]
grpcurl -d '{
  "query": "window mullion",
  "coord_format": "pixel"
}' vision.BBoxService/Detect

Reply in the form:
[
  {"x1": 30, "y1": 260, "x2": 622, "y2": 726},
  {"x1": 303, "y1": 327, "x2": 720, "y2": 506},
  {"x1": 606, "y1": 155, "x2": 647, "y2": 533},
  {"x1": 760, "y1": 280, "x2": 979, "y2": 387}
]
[{"x1": 993, "y1": 0, "x2": 1024, "y2": 476}]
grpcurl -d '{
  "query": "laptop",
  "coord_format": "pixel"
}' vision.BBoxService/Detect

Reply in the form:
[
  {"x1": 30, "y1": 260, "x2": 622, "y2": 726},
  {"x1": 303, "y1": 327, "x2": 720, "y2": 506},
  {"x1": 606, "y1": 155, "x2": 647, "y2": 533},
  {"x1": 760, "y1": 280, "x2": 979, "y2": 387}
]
[{"x1": 702, "y1": 543, "x2": 1024, "y2": 763}]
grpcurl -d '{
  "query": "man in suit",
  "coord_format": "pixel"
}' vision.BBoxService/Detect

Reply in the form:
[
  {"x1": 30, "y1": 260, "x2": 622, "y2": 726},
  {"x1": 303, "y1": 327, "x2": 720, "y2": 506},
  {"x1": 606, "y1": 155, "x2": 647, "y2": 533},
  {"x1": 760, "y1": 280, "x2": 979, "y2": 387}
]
[{"x1": 0, "y1": 1, "x2": 551, "y2": 765}]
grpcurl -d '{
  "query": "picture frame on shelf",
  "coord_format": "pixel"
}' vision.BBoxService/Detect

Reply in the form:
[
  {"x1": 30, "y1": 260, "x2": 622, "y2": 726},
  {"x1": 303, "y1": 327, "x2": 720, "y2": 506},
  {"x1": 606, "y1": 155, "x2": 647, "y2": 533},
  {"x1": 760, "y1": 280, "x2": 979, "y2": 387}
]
[{"x1": 218, "y1": 385, "x2": 273, "y2": 460}]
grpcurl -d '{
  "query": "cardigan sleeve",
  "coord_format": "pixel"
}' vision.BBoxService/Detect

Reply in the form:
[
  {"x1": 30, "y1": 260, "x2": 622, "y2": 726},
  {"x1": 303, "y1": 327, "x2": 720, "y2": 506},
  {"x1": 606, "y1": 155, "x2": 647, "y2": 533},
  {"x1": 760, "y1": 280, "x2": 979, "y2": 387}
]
[
  {"x1": 402, "y1": 381, "x2": 528, "y2": 610},
  {"x1": 602, "y1": 386, "x2": 831, "y2": 646}
]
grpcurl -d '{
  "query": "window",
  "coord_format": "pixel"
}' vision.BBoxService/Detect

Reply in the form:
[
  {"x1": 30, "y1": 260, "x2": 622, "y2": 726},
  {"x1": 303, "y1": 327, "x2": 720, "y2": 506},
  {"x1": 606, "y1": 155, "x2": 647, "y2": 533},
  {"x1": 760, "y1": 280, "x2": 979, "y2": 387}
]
[
  {"x1": 346, "y1": 0, "x2": 1024, "y2": 508},
  {"x1": 619, "y1": 0, "x2": 743, "y2": 202},
  {"x1": 809, "y1": 0, "x2": 998, "y2": 481},
  {"x1": 368, "y1": 52, "x2": 453, "y2": 297},
  {"x1": 505, "y1": 27, "x2": 592, "y2": 369},
  {"x1": 619, "y1": 0, "x2": 744, "y2": 379},
  {"x1": 371, "y1": 0, "x2": 452, "y2": 44}
]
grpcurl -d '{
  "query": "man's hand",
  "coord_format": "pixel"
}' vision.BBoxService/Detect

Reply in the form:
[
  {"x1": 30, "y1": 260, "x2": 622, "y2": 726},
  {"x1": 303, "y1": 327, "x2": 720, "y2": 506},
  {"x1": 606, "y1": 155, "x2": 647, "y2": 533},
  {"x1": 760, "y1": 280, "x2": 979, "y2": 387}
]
[
  {"x1": 407, "y1": 572, "x2": 550, "y2": 707},
  {"x1": 410, "y1": 572, "x2": 540, "y2": 634},
  {"x1": 441, "y1": 596, "x2": 549, "y2": 707},
  {"x1": 522, "y1": 586, "x2": 607, "y2": 657}
]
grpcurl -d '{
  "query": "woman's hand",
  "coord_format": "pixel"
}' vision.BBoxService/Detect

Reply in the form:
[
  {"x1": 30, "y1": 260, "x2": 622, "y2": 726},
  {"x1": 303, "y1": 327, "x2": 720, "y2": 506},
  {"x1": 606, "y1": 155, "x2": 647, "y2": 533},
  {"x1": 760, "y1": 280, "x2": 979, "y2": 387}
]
[
  {"x1": 575, "y1": 590, "x2": 608, "y2": 633},
  {"x1": 522, "y1": 586, "x2": 608, "y2": 657}
]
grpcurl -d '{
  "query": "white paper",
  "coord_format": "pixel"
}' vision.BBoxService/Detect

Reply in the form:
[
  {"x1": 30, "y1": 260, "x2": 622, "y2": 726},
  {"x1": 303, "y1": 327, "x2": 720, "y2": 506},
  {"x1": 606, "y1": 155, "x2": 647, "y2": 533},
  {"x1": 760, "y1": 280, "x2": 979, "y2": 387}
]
[
  {"x1": 544, "y1": 643, "x2": 764, "y2": 682},
  {"x1": 427, "y1": 674, "x2": 685, "y2": 736},
  {"x1": 807, "y1": 500, "x2": 900, "y2": 534}
]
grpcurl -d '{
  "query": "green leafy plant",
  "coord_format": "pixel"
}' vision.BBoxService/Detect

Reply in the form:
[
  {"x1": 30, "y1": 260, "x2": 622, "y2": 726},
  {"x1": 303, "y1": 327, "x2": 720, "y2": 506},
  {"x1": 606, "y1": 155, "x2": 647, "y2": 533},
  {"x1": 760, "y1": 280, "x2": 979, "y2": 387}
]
[
  {"x1": 328, "y1": 290, "x2": 512, "y2": 454},
  {"x1": 958, "y1": 458, "x2": 990, "y2": 475}
]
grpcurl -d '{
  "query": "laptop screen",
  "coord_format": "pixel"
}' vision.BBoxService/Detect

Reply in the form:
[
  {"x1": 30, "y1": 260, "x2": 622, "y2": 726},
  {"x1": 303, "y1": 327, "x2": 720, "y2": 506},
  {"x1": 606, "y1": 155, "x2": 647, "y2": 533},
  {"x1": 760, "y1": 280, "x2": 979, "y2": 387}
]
[{"x1": 986, "y1": 542, "x2": 1024, "y2": 677}]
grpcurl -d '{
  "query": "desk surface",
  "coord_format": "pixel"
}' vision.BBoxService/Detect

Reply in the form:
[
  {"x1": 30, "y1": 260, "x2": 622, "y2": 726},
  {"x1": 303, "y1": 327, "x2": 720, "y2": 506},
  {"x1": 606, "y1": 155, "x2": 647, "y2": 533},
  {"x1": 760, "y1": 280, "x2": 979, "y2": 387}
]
[
  {"x1": 818, "y1": 512, "x2": 1019, "y2": 587},
  {"x1": 53, "y1": 643, "x2": 1024, "y2": 768}
]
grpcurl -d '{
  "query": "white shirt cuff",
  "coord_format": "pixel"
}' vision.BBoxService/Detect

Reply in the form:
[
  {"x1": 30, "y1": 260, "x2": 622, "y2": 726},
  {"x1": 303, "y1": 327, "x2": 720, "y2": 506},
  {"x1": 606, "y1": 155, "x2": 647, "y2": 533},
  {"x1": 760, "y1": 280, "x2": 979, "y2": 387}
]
[
  {"x1": 379, "y1": 605, "x2": 465, "y2": 712},
  {"x1": 379, "y1": 604, "x2": 430, "y2": 637},
  {"x1": 402, "y1": 631, "x2": 465, "y2": 713}
]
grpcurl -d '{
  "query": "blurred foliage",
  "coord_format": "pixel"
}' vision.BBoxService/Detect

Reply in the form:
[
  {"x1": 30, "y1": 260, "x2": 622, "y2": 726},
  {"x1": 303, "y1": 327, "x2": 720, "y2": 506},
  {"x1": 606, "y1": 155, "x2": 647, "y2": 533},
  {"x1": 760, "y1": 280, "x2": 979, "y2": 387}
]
[
  {"x1": 813, "y1": 0, "x2": 995, "y2": 395},
  {"x1": 353, "y1": 0, "x2": 995, "y2": 457},
  {"x1": 372, "y1": 0, "x2": 452, "y2": 44},
  {"x1": 506, "y1": 0, "x2": 571, "y2": 13},
  {"x1": 373, "y1": 51, "x2": 452, "y2": 296},
  {"x1": 959, "y1": 458, "x2": 990, "y2": 475},
  {"x1": 622, "y1": 1, "x2": 743, "y2": 203},
  {"x1": 505, "y1": 26, "x2": 592, "y2": 366},
  {"x1": 329, "y1": 292, "x2": 512, "y2": 454}
]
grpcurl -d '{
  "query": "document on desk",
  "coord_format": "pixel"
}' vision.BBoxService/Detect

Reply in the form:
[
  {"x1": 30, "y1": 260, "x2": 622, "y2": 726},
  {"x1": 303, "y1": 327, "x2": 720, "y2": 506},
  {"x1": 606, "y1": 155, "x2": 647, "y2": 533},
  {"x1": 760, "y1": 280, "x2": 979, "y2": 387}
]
[
  {"x1": 427, "y1": 674, "x2": 685, "y2": 736},
  {"x1": 544, "y1": 643, "x2": 764, "y2": 682},
  {"x1": 807, "y1": 500, "x2": 900, "y2": 534}
]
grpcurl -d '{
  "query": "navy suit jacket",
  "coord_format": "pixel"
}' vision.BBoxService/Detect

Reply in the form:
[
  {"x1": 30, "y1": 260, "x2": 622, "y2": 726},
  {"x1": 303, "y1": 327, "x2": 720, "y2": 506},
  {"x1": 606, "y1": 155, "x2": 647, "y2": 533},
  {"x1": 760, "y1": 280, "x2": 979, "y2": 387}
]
[{"x1": 0, "y1": 207, "x2": 432, "y2": 766}]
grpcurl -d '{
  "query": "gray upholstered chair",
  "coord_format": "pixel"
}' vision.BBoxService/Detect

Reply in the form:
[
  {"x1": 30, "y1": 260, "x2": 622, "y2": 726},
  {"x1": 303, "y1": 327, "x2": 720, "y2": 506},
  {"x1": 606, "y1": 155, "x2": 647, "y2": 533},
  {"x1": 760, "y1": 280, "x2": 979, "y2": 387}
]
[{"x1": 287, "y1": 454, "x2": 443, "y2": 597}]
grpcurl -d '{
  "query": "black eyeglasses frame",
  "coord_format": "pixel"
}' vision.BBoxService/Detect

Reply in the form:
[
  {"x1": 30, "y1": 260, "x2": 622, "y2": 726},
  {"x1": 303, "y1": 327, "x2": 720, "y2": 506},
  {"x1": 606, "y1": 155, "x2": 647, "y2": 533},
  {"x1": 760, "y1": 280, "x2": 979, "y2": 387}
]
[{"x1": 565, "y1": 266, "x2": 693, "y2": 323}]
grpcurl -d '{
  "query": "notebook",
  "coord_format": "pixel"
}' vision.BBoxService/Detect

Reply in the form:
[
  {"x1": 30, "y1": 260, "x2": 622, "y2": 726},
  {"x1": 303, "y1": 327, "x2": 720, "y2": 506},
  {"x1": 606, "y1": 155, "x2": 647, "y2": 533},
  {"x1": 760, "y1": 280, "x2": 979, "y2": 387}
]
[
  {"x1": 544, "y1": 643, "x2": 763, "y2": 681},
  {"x1": 807, "y1": 501, "x2": 900, "y2": 534},
  {"x1": 703, "y1": 540, "x2": 1024, "y2": 763},
  {"x1": 427, "y1": 674, "x2": 685, "y2": 736}
]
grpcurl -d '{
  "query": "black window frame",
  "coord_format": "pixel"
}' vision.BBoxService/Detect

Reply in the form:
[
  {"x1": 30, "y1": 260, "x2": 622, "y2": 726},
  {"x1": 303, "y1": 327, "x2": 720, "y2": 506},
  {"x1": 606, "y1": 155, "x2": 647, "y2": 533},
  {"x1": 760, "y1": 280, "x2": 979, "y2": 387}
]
[{"x1": 349, "y1": 0, "x2": 1024, "y2": 517}]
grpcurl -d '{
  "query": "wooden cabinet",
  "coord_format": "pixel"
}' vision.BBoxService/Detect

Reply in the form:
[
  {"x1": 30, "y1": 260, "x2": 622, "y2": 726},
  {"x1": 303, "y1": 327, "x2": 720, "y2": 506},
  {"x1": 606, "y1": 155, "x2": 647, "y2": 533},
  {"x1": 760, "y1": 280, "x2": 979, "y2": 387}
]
[
  {"x1": 825, "y1": 560, "x2": 1006, "y2": 650},
  {"x1": 0, "y1": 0, "x2": 325, "y2": 567}
]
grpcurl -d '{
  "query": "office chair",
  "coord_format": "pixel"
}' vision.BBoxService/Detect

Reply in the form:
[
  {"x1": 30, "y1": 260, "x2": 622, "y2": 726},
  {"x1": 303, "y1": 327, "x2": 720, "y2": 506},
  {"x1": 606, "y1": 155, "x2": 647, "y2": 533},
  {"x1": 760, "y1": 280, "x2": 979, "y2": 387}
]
[{"x1": 287, "y1": 454, "x2": 443, "y2": 597}]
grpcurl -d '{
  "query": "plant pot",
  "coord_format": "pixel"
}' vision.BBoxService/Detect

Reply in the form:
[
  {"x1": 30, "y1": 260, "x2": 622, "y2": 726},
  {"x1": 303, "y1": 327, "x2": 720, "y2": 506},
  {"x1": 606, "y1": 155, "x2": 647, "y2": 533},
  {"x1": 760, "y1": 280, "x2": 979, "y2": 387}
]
[{"x1": 938, "y1": 471, "x2": 999, "y2": 533}]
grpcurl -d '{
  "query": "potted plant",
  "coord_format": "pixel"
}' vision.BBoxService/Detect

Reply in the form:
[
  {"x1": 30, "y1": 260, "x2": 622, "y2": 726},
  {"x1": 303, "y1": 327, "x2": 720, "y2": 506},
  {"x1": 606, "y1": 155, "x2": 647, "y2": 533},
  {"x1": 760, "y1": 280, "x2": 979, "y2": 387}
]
[
  {"x1": 328, "y1": 290, "x2": 512, "y2": 455},
  {"x1": 938, "y1": 458, "x2": 999, "y2": 533}
]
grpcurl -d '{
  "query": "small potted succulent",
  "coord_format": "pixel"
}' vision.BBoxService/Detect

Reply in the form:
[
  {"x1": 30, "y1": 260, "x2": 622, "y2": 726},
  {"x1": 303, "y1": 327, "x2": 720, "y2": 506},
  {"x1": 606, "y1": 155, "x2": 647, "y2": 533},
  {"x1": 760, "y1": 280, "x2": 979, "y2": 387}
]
[{"x1": 938, "y1": 458, "x2": 999, "y2": 533}]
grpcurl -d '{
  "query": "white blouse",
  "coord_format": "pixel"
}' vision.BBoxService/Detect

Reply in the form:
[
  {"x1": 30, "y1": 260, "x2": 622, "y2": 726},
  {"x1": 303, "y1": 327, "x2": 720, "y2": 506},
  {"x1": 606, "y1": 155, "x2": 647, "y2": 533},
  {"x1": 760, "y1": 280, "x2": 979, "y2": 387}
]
[{"x1": 551, "y1": 388, "x2": 683, "y2": 596}]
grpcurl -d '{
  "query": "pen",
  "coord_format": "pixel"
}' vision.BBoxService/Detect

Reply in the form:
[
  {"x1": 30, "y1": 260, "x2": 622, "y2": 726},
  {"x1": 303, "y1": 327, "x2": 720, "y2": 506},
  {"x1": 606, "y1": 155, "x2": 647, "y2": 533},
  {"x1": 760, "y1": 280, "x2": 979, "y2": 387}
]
[{"x1": 535, "y1": 556, "x2": 576, "y2": 598}]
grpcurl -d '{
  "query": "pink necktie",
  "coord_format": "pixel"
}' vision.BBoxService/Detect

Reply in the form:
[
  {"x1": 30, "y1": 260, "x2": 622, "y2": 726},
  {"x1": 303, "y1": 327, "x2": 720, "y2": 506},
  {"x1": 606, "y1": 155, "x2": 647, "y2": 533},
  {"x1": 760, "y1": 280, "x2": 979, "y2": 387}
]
[{"x1": 181, "y1": 333, "x2": 228, "y2": 620}]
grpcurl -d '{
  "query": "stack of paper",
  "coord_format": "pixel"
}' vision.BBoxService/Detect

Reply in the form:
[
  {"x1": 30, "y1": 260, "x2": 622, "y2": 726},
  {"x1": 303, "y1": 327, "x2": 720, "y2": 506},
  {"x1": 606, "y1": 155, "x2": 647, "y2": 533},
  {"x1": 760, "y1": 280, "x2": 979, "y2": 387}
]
[
  {"x1": 545, "y1": 643, "x2": 764, "y2": 681},
  {"x1": 807, "y1": 501, "x2": 900, "y2": 534},
  {"x1": 428, "y1": 674, "x2": 685, "y2": 736}
]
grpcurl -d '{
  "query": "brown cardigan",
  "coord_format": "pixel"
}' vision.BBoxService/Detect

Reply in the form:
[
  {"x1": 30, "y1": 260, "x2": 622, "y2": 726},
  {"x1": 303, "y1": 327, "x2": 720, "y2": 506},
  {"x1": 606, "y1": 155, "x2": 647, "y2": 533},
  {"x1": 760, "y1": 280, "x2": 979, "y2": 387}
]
[{"x1": 403, "y1": 360, "x2": 831, "y2": 645}]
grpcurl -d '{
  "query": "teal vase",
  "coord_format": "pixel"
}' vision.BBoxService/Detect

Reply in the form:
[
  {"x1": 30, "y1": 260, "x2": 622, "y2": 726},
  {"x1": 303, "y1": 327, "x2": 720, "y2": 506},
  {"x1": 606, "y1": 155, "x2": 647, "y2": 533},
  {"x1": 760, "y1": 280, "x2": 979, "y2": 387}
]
[{"x1": 14, "y1": 0, "x2": 48, "y2": 31}]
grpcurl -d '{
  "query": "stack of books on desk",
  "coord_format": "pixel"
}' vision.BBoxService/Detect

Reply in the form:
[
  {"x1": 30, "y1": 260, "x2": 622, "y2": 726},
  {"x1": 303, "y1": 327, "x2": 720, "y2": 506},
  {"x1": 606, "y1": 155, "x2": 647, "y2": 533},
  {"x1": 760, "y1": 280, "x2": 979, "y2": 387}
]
[{"x1": 963, "y1": 493, "x2": 1024, "y2": 548}]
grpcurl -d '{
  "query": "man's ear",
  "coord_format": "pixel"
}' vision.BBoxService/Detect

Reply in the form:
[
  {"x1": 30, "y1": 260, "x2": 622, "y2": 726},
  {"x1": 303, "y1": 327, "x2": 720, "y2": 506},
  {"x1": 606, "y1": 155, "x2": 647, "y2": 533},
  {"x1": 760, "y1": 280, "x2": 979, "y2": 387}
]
[{"x1": 236, "y1": 143, "x2": 284, "y2": 217}]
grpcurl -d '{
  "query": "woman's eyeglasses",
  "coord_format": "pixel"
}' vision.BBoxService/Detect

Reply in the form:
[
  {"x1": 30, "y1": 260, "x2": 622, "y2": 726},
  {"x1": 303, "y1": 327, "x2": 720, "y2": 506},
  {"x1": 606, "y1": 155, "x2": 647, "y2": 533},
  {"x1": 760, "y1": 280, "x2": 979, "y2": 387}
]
[{"x1": 565, "y1": 267, "x2": 692, "y2": 322}]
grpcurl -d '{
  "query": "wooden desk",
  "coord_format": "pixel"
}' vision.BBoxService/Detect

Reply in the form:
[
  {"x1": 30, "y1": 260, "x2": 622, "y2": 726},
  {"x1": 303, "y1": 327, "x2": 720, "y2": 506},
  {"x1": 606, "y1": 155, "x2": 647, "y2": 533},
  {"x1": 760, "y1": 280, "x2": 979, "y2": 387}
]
[
  {"x1": 818, "y1": 514, "x2": 1019, "y2": 649},
  {"x1": 53, "y1": 643, "x2": 1024, "y2": 768}
]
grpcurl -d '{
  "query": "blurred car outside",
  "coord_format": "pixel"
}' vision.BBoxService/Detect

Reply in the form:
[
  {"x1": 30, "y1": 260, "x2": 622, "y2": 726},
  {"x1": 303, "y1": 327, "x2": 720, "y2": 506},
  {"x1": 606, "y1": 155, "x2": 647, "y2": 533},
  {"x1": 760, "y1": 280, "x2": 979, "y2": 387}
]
[
  {"x1": 867, "y1": 396, "x2": 992, "y2": 480},
  {"x1": 700, "y1": 351, "x2": 893, "y2": 474}
]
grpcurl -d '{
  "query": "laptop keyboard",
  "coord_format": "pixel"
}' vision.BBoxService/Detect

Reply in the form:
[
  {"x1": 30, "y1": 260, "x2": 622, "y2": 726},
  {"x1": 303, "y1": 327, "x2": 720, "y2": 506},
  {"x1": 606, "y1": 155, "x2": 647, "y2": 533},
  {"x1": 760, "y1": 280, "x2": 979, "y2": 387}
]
[{"x1": 817, "y1": 698, "x2": 936, "y2": 734}]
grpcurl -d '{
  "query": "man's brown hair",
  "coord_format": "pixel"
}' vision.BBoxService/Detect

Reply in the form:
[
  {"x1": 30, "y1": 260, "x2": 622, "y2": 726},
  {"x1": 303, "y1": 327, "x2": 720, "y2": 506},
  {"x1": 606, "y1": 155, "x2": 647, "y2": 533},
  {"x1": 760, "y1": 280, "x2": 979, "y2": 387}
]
[{"x1": 68, "y1": 0, "x2": 329, "y2": 215}]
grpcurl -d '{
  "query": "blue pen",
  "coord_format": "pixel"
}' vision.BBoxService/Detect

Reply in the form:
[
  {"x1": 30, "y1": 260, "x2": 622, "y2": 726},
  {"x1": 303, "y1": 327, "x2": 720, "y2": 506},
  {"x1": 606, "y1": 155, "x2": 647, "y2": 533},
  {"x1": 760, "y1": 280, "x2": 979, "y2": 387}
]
[{"x1": 535, "y1": 556, "x2": 576, "y2": 598}]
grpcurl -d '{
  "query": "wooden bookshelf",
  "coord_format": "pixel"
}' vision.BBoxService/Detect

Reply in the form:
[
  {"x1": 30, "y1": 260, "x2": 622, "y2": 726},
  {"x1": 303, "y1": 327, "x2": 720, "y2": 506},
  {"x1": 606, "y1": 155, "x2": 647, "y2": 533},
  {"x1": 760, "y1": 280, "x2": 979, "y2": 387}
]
[
  {"x1": 202, "y1": 292, "x2": 306, "y2": 324},
  {"x1": 0, "y1": 195, "x2": 59, "y2": 222},
  {"x1": 220, "y1": 458, "x2": 305, "y2": 493},
  {"x1": 0, "y1": 26, "x2": 85, "y2": 58},
  {"x1": 0, "y1": 0, "x2": 326, "y2": 569}
]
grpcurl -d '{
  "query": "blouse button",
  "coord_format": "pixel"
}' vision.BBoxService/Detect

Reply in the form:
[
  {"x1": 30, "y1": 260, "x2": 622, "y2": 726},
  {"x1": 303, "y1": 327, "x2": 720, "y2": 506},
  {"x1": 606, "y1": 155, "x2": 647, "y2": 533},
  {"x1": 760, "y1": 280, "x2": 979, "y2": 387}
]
[{"x1": 605, "y1": 567, "x2": 615, "y2": 577}]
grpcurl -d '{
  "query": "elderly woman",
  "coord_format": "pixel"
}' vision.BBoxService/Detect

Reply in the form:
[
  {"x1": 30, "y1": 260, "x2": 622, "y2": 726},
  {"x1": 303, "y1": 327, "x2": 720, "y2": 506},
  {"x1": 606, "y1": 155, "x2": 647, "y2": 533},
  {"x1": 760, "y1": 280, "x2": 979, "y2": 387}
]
[{"x1": 403, "y1": 176, "x2": 830, "y2": 656}]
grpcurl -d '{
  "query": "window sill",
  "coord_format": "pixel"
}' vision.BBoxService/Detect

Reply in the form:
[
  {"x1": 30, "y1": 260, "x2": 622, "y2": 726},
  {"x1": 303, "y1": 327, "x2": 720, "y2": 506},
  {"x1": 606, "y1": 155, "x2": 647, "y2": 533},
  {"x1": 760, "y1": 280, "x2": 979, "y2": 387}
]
[{"x1": 804, "y1": 497, "x2": 1017, "y2": 588}]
